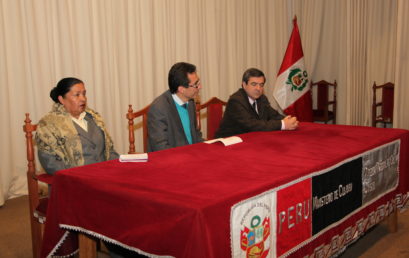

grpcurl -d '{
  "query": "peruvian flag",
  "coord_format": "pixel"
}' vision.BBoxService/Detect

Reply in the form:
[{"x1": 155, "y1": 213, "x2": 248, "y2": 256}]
[{"x1": 273, "y1": 17, "x2": 312, "y2": 122}]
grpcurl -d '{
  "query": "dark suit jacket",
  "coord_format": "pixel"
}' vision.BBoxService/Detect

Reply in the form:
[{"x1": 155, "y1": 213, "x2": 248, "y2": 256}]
[
  {"x1": 147, "y1": 90, "x2": 203, "y2": 152},
  {"x1": 215, "y1": 88, "x2": 284, "y2": 138}
]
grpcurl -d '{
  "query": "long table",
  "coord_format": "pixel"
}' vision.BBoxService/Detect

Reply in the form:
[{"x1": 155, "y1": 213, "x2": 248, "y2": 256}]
[{"x1": 41, "y1": 123, "x2": 409, "y2": 257}]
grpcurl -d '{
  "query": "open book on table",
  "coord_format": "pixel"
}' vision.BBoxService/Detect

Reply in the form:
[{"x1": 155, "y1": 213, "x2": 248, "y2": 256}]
[{"x1": 204, "y1": 136, "x2": 243, "y2": 146}]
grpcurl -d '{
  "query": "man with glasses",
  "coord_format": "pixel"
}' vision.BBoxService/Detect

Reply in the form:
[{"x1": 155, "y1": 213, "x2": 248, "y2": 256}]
[
  {"x1": 148, "y1": 62, "x2": 204, "y2": 151},
  {"x1": 215, "y1": 68, "x2": 299, "y2": 138}
]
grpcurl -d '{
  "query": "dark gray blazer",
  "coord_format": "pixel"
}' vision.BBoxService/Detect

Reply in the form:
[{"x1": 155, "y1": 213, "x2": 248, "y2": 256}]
[
  {"x1": 38, "y1": 114, "x2": 119, "y2": 175},
  {"x1": 147, "y1": 90, "x2": 203, "y2": 152},
  {"x1": 215, "y1": 88, "x2": 284, "y2": 138}
]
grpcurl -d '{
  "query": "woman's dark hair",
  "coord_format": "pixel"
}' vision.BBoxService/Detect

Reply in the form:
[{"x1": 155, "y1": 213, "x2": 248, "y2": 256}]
[
  {"x1": 168, "y1": 62, "x2": 196, "y2": 94},
  {"x1": 50, "y1": 77, "x2": 83, "y2": 103}
]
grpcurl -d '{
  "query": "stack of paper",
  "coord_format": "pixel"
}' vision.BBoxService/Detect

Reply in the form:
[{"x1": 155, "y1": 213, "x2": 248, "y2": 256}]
[
  {"x1": 204, "y1": 136, "x2": 243, "y2": 146},
  {"x1": 119, "y1": 153, "x2": 148, "y2": 162}
]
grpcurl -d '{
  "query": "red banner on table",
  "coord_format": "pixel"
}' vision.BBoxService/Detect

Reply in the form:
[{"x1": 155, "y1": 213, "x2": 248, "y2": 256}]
[{"x1": 276, "y1": 178, "x2": 312, "y2": 256}]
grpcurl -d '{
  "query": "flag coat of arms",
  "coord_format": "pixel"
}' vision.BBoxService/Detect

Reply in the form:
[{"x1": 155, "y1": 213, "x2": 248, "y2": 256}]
[{"x1": 273, "y1": 17, "x2": 313, "y2": 122}]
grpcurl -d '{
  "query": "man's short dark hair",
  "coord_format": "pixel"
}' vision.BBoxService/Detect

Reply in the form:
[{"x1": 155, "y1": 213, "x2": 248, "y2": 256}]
[
  {"x1": 242, "y1": 68, "x2": 266, "y2": 84},
  {"x1": 168, "y1": 62, "x2": 197, "y2": 94}
]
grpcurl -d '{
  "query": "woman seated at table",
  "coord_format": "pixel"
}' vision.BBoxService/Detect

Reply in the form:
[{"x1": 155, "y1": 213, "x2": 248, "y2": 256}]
[
  {"x1": 36, "y1": 77, "x2": 147, "y2": 258},
  {"x1": 35, "y1": 77, "x2": 119, "y2": 174}
]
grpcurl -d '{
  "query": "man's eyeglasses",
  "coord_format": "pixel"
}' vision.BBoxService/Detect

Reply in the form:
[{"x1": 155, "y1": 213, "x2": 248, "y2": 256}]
[{"x1": 188, "y1": 80, "x2": 201, "y2": 89}]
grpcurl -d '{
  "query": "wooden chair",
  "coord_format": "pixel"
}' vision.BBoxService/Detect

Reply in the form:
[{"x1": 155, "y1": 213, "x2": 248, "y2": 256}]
[
  {"x1": 310, "y1": 80, "x2": 337, "y2": 124},
  {"x1": 127, "y1": 104, "x2": 150, "y2": 153},
  {"x1": 23, "y1": 113, "x2": 53, "y2": 258},
  {"x1": 372, "y1": 82, "x2": 394, "y2": 127},
  {"x1": 196, "y1": 97, "x2": 227, "y2": 140}
]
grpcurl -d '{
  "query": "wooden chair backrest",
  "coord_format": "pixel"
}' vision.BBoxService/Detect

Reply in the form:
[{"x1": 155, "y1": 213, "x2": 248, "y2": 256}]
[
  {"x1": 310, "y1": 80, "x2": 337, "y2": 123},
  {"x1": 311, "y1": 80, "x2": 337, "y2": 108},
  {"x1": 372, "y1": 82, "x2": 394, "y2": 127},
  {"x1": 23, "y1": 113, "x2": 41, "y2": 258},
  {"x1": 127, "y1": 104, "x2": 150, "y2": 153},
  {"x1": 196, "y1": 97, "x2": 227, "y2": 140}
]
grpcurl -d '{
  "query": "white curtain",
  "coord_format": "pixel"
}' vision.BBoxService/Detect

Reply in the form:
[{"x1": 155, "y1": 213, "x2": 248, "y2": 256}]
[
  {"x1": 0, "y1": 0, "x2": 408, "y2": 205},
  {"x1": 394, "y1": 0, "x2": 409, "y2": 130}
]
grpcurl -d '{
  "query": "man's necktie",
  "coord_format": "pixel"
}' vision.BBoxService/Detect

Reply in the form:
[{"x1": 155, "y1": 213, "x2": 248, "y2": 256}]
[{"x1": 252, "y1": 101, "x2": 258, "y2": 114}]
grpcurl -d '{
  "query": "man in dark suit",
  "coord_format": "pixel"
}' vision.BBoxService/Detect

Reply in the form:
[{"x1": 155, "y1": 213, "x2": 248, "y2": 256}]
[
  {"x1": 148, "y1": 62, "x2": 204, "y2": 152},
  {"x1": 215, "y1": 68, "x2": 299, "y2": 138}
]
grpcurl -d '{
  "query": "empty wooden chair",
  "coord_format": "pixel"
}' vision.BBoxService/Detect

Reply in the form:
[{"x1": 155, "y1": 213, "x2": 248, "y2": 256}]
[
  {"x1": 23, "y1": 113, "x2": 53, "y2": 258},
  {"x1": 127, "y1": 104, "x2": 150, "y2": 153},
  {"x1": 311, "y1": 80, "x2": 337, "y2": 124},
  {"x1": 372, "y1": 82, "x2": 394, "y2": 127},
  {"x1": 196, "y1": 97, "x2": 226, "y2": 140}
]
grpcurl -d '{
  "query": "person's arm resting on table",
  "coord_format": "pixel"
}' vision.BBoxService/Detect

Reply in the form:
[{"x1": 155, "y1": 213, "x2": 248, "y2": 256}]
[{"x1": 229, "y1": 98, "x2": 284, "y2": 131}]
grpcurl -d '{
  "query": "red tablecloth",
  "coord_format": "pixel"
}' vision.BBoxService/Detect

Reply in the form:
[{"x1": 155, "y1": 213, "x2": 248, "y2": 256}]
[{"x1": 41, "y1": 123, "x2": 409, "y2": 257}]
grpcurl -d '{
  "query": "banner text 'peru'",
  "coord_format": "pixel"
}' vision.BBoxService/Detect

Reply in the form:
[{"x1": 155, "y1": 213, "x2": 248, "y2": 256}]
[{"x1": 273, "y1": 17, "x2": 312, "y2": 122}]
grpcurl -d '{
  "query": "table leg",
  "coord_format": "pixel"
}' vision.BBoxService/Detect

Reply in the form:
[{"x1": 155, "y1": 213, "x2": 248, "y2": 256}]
[
  {"x1": 78, "y1": 232, "x2": 97, "y2": 258},
  {"x1": 386, "y1": 209, "x2": 398, "y2": 233}
]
